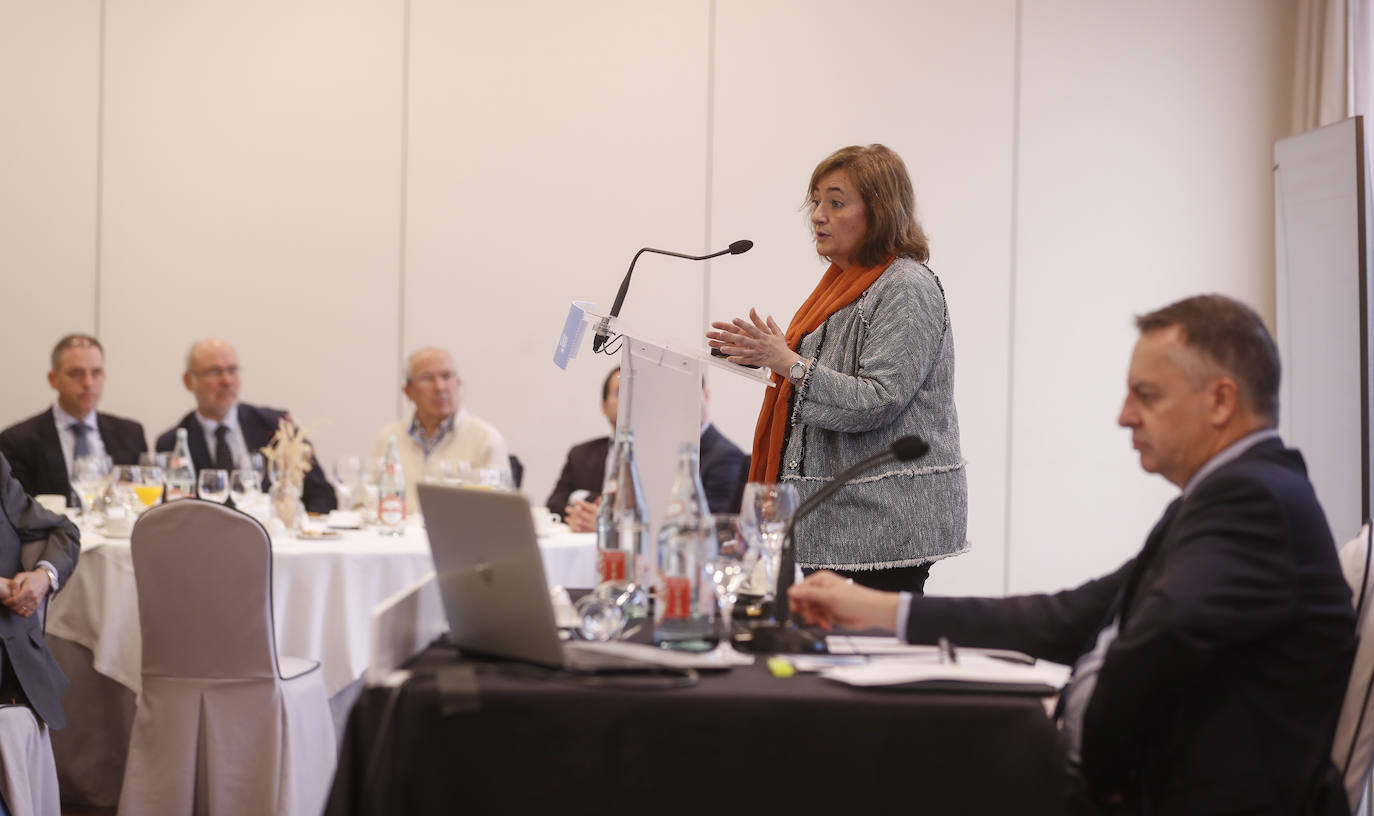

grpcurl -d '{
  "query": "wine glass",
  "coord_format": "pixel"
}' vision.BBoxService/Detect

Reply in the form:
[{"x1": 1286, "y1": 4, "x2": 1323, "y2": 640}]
[
  {"x1": 738, "y1": 482, "x2": 799, "y2": 604},
  {"x1": 335, "y1": 455, "x2": 362, "y2": 509},
  {"x1": 71, "y1": 454, "x2": 112, "y2": 520},
  {"x1": 230, "y1": 469, "x2": 260, "y2": 508},
  {"x1": 198, "y1": 469, "x2": 230, "y2": 504},
  {"x1": 705, "y1": 514, "x2": 758, "y2": 656},
  {"x1": 132, "y1": 466, "x2": 164, "y2": 512}
]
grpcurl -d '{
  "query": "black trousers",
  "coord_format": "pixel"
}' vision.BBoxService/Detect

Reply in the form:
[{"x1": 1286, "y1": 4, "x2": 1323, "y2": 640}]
[{"x1": 803, "y1": 562, "x2": 932, "y2": 594}]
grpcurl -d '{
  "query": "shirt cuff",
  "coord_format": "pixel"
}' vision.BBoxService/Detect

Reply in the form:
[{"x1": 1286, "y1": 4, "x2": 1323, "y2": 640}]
[
  {"x1": 895, "y1": 591, "x2": 912, "y2": 642},
  {"x1": 36, "y1": 560, "x2": 59, "y2": 594}
]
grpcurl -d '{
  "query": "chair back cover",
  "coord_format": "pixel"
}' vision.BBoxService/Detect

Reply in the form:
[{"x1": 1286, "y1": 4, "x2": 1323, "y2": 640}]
[
  {"x1": 1334, "y1": 521, "x2": 1374, "y2": 811},
  {"x1": 131, "y1": 500, "x2": 277, "y2": 679}
]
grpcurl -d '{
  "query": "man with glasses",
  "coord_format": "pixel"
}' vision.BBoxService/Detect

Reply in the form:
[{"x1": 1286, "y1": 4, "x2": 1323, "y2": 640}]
[
  {"x1": 372, "y1": 347, "x2": 508, "y2": 511},
  {"x1": 155, "y1": 338, "x2": 336, "y2": 513},
  {"x1": 788, "y1": 295, "x2": 1354, "y2": 814},
  {"x1": 0, "y1": 334, "x2": 147, "y2": 506}
]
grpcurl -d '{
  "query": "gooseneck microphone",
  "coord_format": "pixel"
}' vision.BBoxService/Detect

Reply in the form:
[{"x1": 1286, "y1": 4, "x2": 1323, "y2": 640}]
[
  {"x1": 774, "y1": 435, "x2": 931, "y2": 627},
  {"x1": 591, "y1": 240, "x2": 754, "y2": 353}
]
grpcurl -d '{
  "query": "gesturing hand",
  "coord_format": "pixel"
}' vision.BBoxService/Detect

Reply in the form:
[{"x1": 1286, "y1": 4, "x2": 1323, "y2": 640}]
[{"x1": 706, "y1": 308, "x2": 796, "y2": 373}]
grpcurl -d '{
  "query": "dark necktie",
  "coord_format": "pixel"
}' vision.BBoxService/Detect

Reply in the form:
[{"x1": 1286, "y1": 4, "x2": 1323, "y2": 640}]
[
  {"x1": 70, "y1": 422, "x2": 91, "y2": 459},
  {"x1": 214, "y1": 425, "x2": 235, "y2": 471}
]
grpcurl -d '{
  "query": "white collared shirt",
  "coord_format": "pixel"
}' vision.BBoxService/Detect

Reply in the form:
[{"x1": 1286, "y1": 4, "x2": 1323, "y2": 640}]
[
  {"x1": 52, "y1": 403, "x2": 107, "y2": 482},
  {"x1": 195, "y1": 404, "x2": 251, "y2": 470}
]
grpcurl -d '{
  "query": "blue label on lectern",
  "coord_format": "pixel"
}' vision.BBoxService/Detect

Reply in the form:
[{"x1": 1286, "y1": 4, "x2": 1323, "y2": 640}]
[{"x1": 553, "y1": 302, "x2": 589, "y2": 370}]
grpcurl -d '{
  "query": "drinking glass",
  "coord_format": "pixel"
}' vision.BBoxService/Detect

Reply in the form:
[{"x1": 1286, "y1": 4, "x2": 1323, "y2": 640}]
[
  {"x1": 335, "y1": 455, "x2": 362, "y2": 509},
  {"x1": 738, "y1": 482, "x2": 799, "y2": 603},
  {"x1": 705, "y1": 514, "x2": 758, "y2": 655},
  {"x1": 138, "y1": 451, "x2": 170, "y2": 469},
  {"x1": 230, "y1": 469, "x2": 260, "y2": 507},
  {"x1": 71, "y1": 454, "x2": 112, "y2": 519},
  {"x1": 198, "y1": 469, "x2": 230, "y2": 504},
  {"x1": 132, "y1": 466, "x2": 164, "y2": 512},
  {"x1": 477, "y1": 466, "x2": 513, "y2": 491},
  {"x1": 248, "y1": 453, "x2": 267, "y2": 485}
]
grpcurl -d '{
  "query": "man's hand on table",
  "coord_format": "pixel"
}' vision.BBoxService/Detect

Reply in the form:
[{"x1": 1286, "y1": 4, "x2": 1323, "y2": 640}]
[
  {"x1": 788, "y1": 571, "x2": 900, "y2": 632},
  {"x1": 3, "y1": 570, "x2": 50, "y2": 617},
  {"x1": 564, "y1": 497, "x2": 601, "y2": 534}
]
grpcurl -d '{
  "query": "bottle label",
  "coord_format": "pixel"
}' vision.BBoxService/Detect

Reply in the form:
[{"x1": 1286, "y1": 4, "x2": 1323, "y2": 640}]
[
  {"x1": 663, "y1": 576, "x2": 691, "y2": 620},
  {"x1": 597, "y1": 548, "x2": 627, "y2": 583},
  {"x1": 379, "y1": 495, "x2": 405, "y2": 526}
]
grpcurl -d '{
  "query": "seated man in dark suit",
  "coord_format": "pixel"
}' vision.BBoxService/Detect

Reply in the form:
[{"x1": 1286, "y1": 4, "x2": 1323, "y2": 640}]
[
  {"x1": 0, "y1": 452, "x2": 81, "y2": 814},
  {"x1": 790, "y1": 295, "x2": 1355, "y2": 815},
  {"x1": 0, "y1": 334, "x2": 147, "y2": 506},
  {"x1": 155, "y1": 338, "x2": 336, "y2": 514},
  {"x1": 547, "y1": 368, "x2": 747, "y2": 530}
]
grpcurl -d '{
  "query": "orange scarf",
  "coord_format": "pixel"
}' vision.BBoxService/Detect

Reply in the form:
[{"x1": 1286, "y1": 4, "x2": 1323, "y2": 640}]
[{"x1": 748, "y1": 258, "x2": 891, "y2": 482}]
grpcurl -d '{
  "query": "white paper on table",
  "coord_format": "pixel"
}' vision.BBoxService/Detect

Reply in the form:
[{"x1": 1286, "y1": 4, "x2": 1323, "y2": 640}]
[
  {"x1": 820, "y1": 652, "x2": 1069, "y2": 694},
  {"x1": 825, "y1": 635, "x2": 1035, "y2": 665},
  {"x1": 571, "y1": 640, "x2": 755, "y2": 669}
]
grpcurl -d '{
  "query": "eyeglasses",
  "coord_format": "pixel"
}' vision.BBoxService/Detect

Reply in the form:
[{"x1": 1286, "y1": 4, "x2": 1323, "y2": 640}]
[
  {"x1": 409, "y1": 370, "x2": 457, "y2": 386},
  {"x1": 192, "y1": 365, "x2": 239, "y2": 379}
]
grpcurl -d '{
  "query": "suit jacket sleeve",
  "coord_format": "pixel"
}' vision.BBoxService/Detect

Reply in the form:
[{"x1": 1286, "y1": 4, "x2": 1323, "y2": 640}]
[
  {"x1": 0, "y1": 427, "x2": 38, "y2": 500},
  {"x1": 1080, "y1": 471, "x2": 1303, "y2": 793},
  {"x1": 546, "y1": 451, "x2": 583, "y2": 515},
  {"x1": 0, "y1": 455, "x2": 79, "y2": 584},
  {"x1": 905, "y1": 560, "x2": 1131, "y2": 666}
]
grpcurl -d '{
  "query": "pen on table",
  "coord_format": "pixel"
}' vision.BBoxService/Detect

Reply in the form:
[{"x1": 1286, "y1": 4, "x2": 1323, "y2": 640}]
[{"x1": 937, "y1": 636, "x2": 958, "y2": 665}]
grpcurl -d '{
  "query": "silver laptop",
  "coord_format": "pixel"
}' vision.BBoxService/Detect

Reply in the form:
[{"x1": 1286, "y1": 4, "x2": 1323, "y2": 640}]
[{"x1": 417, "y1": 483, "x2": 660, "y2": 672}]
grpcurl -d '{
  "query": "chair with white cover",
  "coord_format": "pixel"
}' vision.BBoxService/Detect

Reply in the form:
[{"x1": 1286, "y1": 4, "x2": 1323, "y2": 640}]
[
  {"x1": 117, "y1": 500, "x2": 335, "y2": 816},
  {"x1": 1333, "y1": 521, "x2": 1374, "y2": 815}
]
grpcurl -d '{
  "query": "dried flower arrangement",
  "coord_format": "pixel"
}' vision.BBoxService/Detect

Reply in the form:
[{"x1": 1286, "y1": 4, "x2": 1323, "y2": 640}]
[{"x1": 260, "y1": 417, "x2": 314, "y2": 490}]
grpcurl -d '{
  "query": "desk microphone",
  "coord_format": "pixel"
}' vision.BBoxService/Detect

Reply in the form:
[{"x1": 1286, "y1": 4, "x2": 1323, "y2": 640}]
[
  {"x1": 591, "y1": 240, "x2": 754, "y2": 353},
  {"x1": 771, "y1": 435, "x2": 931, "y2": 629}
]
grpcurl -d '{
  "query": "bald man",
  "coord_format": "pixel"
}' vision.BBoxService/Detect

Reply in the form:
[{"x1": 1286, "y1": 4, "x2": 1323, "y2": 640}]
[
  {"x1": 372, "y1": 347, "x2": 508, "y2": 511},
  {"x1": 155, "y1": 338, "x2": 336, "y2": 513}
]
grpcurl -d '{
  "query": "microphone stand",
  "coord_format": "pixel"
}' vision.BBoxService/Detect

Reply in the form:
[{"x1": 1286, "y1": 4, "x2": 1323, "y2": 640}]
[
  {"x1": 747, "y1": 436, "x2": 930, "y2": 654},
  {"x1": 591, "y1": 241, "x2": 753, "y2": 352}
]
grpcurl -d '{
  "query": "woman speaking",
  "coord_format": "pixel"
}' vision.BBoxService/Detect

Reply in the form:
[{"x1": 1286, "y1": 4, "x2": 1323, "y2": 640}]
[{"x1": 707, "y1": 144, "x2": 967, "y2": 593}]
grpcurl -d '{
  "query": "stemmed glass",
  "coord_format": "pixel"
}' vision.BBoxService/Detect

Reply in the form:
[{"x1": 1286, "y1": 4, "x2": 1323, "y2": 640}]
[
  {"x1": 71, "y1": 454, "x2": 112, "y2": 522},
  {"x1": 738, "y1": 482, "x2": 799, "y2": 604},
  {"x1": 230, "y1": 469, "x2": 261, "y2": 508},
  {"x1": 705, "y1": 513, "x2": 758, "y2": 656},
  {"x1": 198, "y1": 469, "x2": 230, "y2": 504},
  {"x1": 335, "y1": 455, "x2": 362, "y2": 509}
]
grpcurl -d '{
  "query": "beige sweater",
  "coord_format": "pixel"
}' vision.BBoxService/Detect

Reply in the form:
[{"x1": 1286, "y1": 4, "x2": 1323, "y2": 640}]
[{"x1": 371, "y1": 409, "x2": 509, "y2": 511}]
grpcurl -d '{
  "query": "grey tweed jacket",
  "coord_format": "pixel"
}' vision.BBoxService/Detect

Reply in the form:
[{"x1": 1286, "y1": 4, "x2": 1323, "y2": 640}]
[{"x1": 781, "y1": 256, "x2": 969, "y2": 570}]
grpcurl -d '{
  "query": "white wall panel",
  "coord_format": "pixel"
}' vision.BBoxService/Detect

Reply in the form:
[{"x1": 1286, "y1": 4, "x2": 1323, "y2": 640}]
[
  {"x1": 404, "y1": 0, "x2": 710, "y2": 506},
  {"x1": 711, "y1": 0, "x2": 1018, "y2": 596},
  {"x1": 98, "y1": 0, "x2": 404, "y2": 469},
  {"x1": 1008, "y1": 0, "x2": 1295, "y2": 593},
  {"x1": 0, "y1": 1, "x2": 100, "y2": 428}
]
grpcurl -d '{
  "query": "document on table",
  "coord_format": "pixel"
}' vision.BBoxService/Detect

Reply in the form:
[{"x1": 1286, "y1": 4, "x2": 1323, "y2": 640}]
[
  {"x1": 825, "y1": 635, "x2": 1035, "y2": 665},
  {"x1": 819, "y1": 651, "x2": 1069, "y2": 695}
]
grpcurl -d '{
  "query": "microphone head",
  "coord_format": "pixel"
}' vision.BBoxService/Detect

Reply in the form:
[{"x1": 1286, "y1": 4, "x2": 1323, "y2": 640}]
[
  {"x1": 891, "y1": 435, "x2": 930, "y2": 462},
  {"x1": 728, "y1": 239, "x2": 754, "y2": 255}
]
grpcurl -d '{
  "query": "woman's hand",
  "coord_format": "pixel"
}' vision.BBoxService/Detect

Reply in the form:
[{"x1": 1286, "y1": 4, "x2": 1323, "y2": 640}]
[{"x1": 706, "y1": 308, "x2": 797, "y2": 373}]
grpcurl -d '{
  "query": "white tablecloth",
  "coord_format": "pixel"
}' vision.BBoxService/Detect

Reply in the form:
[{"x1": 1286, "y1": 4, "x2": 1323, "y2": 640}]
[{"x1": 45, "y1": 523, "x2": 595, "y2": 696}]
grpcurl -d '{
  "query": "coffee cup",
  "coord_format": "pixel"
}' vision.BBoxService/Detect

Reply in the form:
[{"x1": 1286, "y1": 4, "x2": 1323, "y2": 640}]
[{"x1": 530, "y1": 508, "x2": 561, "y2": 536}]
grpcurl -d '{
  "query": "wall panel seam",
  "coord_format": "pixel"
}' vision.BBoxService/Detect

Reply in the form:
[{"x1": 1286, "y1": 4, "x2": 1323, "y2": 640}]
[{"x1": 1001, "y1": 0, "x2": 1023, "y2": 597}]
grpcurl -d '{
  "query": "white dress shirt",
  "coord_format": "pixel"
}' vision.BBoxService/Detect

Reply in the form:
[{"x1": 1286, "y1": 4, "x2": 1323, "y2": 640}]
[
  {"x1": 52, "y1": 403, "x2": 107, "y2": 482},
  {"x1": 195, "y1": 405, "x2": 251, "y2": 470}
]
